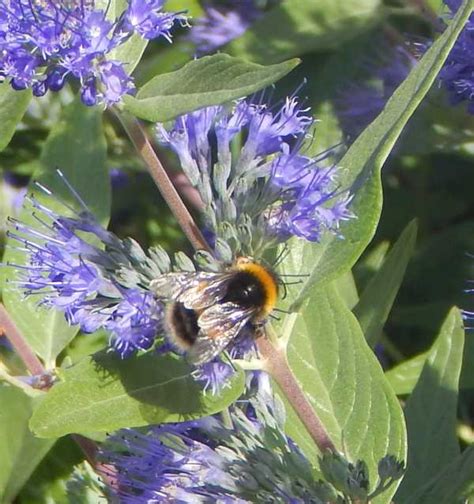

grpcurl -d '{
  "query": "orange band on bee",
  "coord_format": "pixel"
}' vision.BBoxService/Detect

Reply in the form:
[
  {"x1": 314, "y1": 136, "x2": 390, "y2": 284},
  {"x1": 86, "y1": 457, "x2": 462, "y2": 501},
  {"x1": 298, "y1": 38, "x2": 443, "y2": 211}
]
[{"x1": 234, "y1": 260, "x2": 278, "y2": 316}]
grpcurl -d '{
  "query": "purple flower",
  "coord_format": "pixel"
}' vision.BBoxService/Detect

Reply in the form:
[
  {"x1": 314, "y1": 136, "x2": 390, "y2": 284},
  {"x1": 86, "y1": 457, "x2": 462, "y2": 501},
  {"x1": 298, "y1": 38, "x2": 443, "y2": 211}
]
[
  {"x1": 336, "y1": 45, "x2": 417, "y2": 140},
  {"x1": 123, "y1": 0, "x2": 187, "y2": 41},
  {"x1": 192, "y1": 360, "x2": 236, "y2": 395},
  {"x1": 193, "y1": 327, "x2": 260, "y2": 393},
  {"x1": 105, "y1": 288, "x2": 163, "y2": 356},
  {"x1": 439, "y1": 1, "x2": 474, "y2": 113},
  {"x1": 0, "y1": 0, "x2": 186, "y2": 106},
  {"x1": 5, "y1": 175, "x2": 164, "y2": 357},
  {"x1": 97, "y1": 61, "x2": 134, "y2": 106},
  {"x1": 100, "y1": 375, "x2": 329, "y2": 502},
  {"x1": 189, "y1": 0, "x2": 262, "y2": 54},
  {"x1": 157, "y1": 93, "x2": 353, "y2": 250},
  {"x1": 4, "y1": 172, "x2": 256, "y2": 393}
]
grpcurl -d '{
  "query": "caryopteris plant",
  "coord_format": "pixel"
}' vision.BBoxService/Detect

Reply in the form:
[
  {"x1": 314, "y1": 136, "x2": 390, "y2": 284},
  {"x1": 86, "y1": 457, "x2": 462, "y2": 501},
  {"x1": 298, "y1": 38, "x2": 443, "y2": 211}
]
[{"x1": 0, "y1": 0, "x2": 473, "y2": 503}]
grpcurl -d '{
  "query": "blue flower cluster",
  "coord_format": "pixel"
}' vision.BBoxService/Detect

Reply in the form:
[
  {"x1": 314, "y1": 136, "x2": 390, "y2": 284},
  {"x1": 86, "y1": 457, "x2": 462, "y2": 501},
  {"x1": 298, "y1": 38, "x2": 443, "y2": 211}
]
[
  {"x1": 5, "y1": 174, "x2": 250, "y2": 394},
  {"x1": 439, "y1": 0, "x2": 474, "y2": 113},
  {"x1": 0, "y1": 0, "x2": 186, "y2": 106},
  {"x1": 336, "y1": 46, "x2": 417, "y2": 140},
  {"x1": 157, "y1": 94, "x2": 353, "y2": 245},
  {"x1": 189, "y1": 0, "x2": 261, "y2": 54},
  {"x1": 101, "y1": 375, "x2": 328, "y2": 503},
  {"x1": 6, "y1": 182, "x2": 163, "y2": 357}
]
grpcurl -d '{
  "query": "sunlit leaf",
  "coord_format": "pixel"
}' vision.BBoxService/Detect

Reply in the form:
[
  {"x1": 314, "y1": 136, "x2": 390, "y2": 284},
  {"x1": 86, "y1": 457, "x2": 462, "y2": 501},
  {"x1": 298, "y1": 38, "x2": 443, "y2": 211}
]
[
  {"x1": 124, "y1": 54, "x2": 299, "y2": 122},
  {"x1": 30, "y1": 352, "x2": 245, "y2": 438}
]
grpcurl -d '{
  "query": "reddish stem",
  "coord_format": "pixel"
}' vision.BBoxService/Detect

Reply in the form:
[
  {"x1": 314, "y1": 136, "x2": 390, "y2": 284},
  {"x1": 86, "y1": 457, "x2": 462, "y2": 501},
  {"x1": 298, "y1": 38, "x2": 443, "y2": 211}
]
[
  {"x1": 0, "y1": 303, "x2": 102, "y2": 469},
  {"x1": 116, "y1": 111, "x2": 211, "y2": 253},
  {"x1": 257, "y1": 336, "x2": 336, "y2": 453},
  {"x1": 0, "y1": 303, "x2": 44, "y2": 376}
]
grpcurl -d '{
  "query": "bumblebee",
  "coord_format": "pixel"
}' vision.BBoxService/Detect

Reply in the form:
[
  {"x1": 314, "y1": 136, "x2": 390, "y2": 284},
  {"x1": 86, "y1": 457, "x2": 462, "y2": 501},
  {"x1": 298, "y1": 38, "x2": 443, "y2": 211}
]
[{"x1": 150, "y1": 257, "x2": 279, "y2": 365}]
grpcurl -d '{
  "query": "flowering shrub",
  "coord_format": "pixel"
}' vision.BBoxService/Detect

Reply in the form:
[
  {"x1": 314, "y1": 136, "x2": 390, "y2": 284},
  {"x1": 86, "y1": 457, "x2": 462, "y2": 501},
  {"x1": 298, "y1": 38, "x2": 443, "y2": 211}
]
[{"x1": 0, "y1": 1, "x2": 474, "y2": 503}]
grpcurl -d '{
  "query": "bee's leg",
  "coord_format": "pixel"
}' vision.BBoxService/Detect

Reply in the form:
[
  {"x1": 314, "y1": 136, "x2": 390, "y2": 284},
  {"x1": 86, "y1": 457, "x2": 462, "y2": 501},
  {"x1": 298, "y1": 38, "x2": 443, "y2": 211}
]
[{"x1": 252, "y1": 320, "x2": 267, "y2": 340}]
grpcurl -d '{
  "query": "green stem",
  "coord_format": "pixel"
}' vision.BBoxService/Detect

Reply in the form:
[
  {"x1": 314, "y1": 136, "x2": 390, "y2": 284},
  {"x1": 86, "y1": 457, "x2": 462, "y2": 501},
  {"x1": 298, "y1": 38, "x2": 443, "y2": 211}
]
[
  {"x1": 257, "y1": 335, "x2": 336, "y2": 454},
  {"x1": 114, "y1": 109, "x2": 212, "y2": 253}
]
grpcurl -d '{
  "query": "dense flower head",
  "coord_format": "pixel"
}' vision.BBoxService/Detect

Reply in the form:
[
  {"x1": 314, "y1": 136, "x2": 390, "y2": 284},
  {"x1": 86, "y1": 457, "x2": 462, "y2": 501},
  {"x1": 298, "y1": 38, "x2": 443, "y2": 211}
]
[
  {"x1": 157, "y1": 92, "x2": 353, "y2": 254},
  {"x1": 0, "y1": 0, "x2": 186, "y2": 106},
  {"x1": 189, "y1": 0, "x2": 262, "y2": 54},
  {"x1": 4, "y1": 173, "x2": 257, "y2": 391},
  {"x1": 439, "y1": 0, "x2": 474, "y2": 113},
  {"x1": 5, "y1": 176, "x2": 167, "y2": 357},
  {"x1": 101, "y1": 374, "x2": 335, "y2": 503}
]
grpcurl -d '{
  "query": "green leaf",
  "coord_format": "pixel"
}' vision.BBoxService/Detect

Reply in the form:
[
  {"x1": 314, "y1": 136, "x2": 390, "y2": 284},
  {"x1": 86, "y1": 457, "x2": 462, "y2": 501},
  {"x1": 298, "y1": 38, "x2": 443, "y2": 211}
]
[
  {"x1": 1, "y1": 99, "x2": 109, "y2": 367},
  {"x1": 228, "y1": 0, "x2": 383, "y2": 63},
  {"x1": 0, "y1": 385, "x2": 55, "y2": 502},
  {"x1": 280, "y1": 284, "x2": 406, "y2": 503},
  {"x1": 403, "y1": 445, "x2": 474, "y2": 504},
  {"x1": 425, "y1": 0, "x2": 446, "y2": 14},
  {"x1": 385, "y1": 351, "x2": 429, "y2": 395},
  {"x1": 166, "y1": 0, "x2": 203, "y2": 15},
  {"x1": 16, "y1": 437, "x2": 83, "y2": 504},
  {"x1": 386, "y1": 333, "x2": 474, "y2": 395},
  {"x1": 353, "y1": 220, "x2": 417, "y2": 346},
  {"x1": 0, "y1": 84, "x2": 31, "y2": 152},
  {"x1": 312, "y1": 101, "x2": 345, "y2": 151},
  {"x1": 36, "y1": 100, "x2": 110, "y2": 223},
  {"x1": 289, "y1": 0, "x2": 474, "y2": 311},
  {"x1": 392, "y1": 221, "x2": 474, "y2": 334},
  {"x1": 353, "y1": 240, "x2": 391, "y2": 293},
  {"x1": 123, "y1": 54, "x2": 299, "y2": 122},
  {"x1": 395, "y1": 307, "x2": 465, "y2": 502},
  {"x1": 30, "y1": 352, "x2": 245, "y2": 438},
  {"x1": 333, "y1": 270, "x2": 359, "y2": 310}
]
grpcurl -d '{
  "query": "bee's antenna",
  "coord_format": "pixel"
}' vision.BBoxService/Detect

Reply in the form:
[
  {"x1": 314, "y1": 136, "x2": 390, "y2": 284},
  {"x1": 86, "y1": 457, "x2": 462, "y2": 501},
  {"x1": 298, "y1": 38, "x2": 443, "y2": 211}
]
[
  {"x1": 281, "y1": 278, "x2": 288, "y2": 300},
  {"x1": 278, "y1": 273, "x2": 310, "y2": 278},
  {"x1": 269, "y1": 313, "x2": 281, "y2": 321},
  {"x1": 273, "y1": 307, "x2": 291, "y2": 314},
  {"x1": 272, "y1": 243, "x2": 290, "y2": 268}
]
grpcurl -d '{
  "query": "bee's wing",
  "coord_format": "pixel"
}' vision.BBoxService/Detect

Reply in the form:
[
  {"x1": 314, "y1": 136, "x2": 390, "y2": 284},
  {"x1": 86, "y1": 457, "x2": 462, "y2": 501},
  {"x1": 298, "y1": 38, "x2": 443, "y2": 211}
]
[
  {"x1": 150, "y1": 272, "x2": 218, "y2": 303},
  {"x1": 150, "y1": 272, "x2": 196, "y2": 299},
  {"x1": 186, "y1": 302, "x2": 254, "y2": 366},
  {"x1": 178, "y1": 274, "x2": 231, "y2": 310}
]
